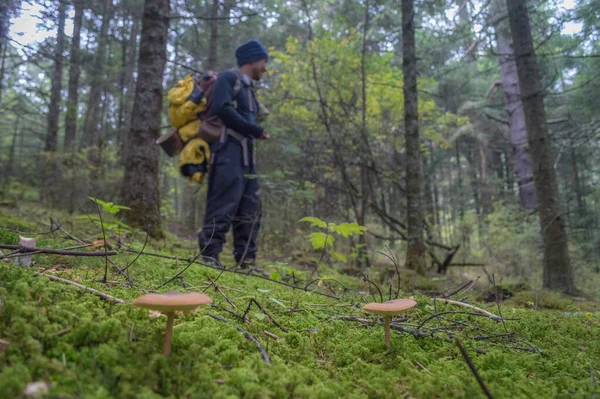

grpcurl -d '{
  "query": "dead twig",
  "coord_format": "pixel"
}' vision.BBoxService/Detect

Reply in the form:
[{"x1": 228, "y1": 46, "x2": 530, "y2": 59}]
[
  {"x1": 474, "y1": 332, "x2": 515, "y2": 341},
  {"x1": 492, "y1": 274, "x2": 509, "y2": 334},
  {"x1": 207, "y1": 313, "x2": 271, "y2": 364},
  {"x1": 36, "y1": 273, "x2": 126, "y2": 304},
  {"x1": 207, "y1": 275, "x2": 237, "y2": 309},
  {"x1": 418, "y1": 311, "x2": 504, "y2": 329},
  {"x1": 135, "y1": 247, "x2": 340, "y2": 299},
  {"x1": 455, "y1": 337, "x2": 495, "y2": 399},
  {"x1": 51, "y1": 218, "x2": 86, "y2": 244},
  {"x1": 52, "y1": 327, "x2": 72, "y2": 337},
  {"x1": 432, "y1": 298, "x2": 499, "y2": 318},
  {"x1": 442, "y1": 277, "x2": 479, "y2": 299},
  {"x1": 264, "y1": 330, "x2": 280, "y2": 340},
  {"x1": 94, "y1": 203, "x2": 110, "y2": 283},
  {"x1": 362, "y1": 274, "x2": 383, "y2": 302},
  {"x1": 242, "y1": 299, "x2": 288, "y2": 332},
  {"x1": 0, "y1": 244, "x2": 118, "y2": 257}
]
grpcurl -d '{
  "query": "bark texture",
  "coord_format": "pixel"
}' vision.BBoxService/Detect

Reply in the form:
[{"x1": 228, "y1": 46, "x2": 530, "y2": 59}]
[
  {"x1": 402, "y1": 0, "x2": 426, "y2": 275},
  {"x1": 506, "y1": 0, "x2": 575, "y2": 293},
  {"x1": 121, "y1": 0, "x2": 170, "y2": 238}
]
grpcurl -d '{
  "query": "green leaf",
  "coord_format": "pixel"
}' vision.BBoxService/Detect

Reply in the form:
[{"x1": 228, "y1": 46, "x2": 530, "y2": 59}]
[
  {"x1": 331, "y1": 223, "x2": 367, "y2": 238},
  {"x1": 270, "y1": 298, "x2": 286, "y2": 308},
  {"x1": 269, "y1": 271, "x2": 282, "y2": 281},
  {"x1": 253, "y1": 312, "x2": 266, "y2": 321},
  {"x1": 329, "y1": 251, "x2": 347, "y2": 263},
  {"x1": 309, "y1": 232, "x2": 335, "y2": 249},
  {"x1": 299, "y1": 216, "x2": 327, "y2": 228}
]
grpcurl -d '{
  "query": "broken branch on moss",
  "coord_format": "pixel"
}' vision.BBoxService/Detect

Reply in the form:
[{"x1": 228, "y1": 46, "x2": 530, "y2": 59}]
[{"x1": 36, "y1": 272, "x2": 126, "y2": 304}]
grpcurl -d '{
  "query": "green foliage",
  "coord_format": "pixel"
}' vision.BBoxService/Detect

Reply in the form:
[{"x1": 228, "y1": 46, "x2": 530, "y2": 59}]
[
  {"x1": 300, "y1": 217, "x2": 366, "y2": 262},
  {"x1": 87, "y1": 197, "x2": 131, "y2": 215},
  {"x1": 75, "y1": 197, "x2": 132, "y2": 236}
]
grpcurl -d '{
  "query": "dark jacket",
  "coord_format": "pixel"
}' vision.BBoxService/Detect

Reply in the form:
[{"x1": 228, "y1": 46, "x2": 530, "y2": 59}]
[{"x1": 211, "y1": 70, "x2": 264, "y2": 139}]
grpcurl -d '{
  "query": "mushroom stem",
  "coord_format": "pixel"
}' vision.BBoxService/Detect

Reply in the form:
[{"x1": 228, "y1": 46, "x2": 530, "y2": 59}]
[
  {"x1": 163, "y1": 312, "x2": 175, "y2": 356},
  {"x1": 384, "y1": 315, "x2": 391, "y2": 349}
]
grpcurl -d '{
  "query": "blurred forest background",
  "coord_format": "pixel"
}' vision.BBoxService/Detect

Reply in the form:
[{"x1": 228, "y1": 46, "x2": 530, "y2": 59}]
[{"x1": 0, "y1": 0, "x2": 598, "y2": 296}]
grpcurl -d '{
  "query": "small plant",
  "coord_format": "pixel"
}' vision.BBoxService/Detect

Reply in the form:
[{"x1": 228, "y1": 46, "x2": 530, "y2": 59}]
[
  {"x1": 299, "y1": 217, "x2": 367, "y2": 263},
  {"x1": 77, "y1": 197, "x2": 132, "y2": 236}
]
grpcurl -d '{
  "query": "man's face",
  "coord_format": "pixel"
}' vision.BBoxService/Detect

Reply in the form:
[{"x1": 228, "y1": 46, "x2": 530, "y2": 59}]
[{"x1": 251, "y1": 59, "x2": 268, "y2": 80}]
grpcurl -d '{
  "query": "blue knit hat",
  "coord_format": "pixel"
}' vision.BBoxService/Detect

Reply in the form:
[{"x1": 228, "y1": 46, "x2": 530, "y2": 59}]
[{"x1": 235, "y1": 40, "x2": 269, "y2": 67}]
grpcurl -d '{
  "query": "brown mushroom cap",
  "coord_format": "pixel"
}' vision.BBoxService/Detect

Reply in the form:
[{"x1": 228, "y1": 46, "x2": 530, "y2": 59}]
[
  {"x1": 362, "y1": 298, "x2": 417, "y2": 316},
  {"x1": 132, "y1": 292, "x2": 213, "y2": 313}
]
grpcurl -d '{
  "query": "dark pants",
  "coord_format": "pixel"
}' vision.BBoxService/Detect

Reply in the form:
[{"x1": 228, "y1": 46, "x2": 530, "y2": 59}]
[{"x1": 198, "y1": 137, "x2": 261, "y2": 262}]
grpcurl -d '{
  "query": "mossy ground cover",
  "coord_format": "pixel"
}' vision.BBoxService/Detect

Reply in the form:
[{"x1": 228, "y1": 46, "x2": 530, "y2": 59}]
[{"x1": 0, "y1": 203, "x2": 599, "y2": 398}]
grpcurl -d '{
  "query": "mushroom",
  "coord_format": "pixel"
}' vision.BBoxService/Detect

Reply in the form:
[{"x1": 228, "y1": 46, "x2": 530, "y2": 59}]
[
  {"x1": 362, "y1": 298, "x2": 417, "y2": 349},
  {"x1": 132, "y1": 292, "x2": 213, "y2": 356}
]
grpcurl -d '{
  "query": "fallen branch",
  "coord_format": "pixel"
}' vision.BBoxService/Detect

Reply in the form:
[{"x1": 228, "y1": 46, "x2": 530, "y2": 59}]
[
  {"x1": 36, "y1": 273, "x2": 126, "y2": 304},
  {"x1": 432, "y1": 298, "x2": 499, "y2": 318},
  {"x1": 0, "y1": 244, "x2": 118, "y2": 257},
  {"x1": 455, "y1": 337, "x2": 495, "y2": 399},
  {"x1": 207, "y1": 313, "x2": 271, "y2": 364}
]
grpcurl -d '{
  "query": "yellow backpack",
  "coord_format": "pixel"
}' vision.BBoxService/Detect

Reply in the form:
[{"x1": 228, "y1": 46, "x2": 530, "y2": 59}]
[{"x1": 157, "y1": 71, "x2": 242, "y2": 184}]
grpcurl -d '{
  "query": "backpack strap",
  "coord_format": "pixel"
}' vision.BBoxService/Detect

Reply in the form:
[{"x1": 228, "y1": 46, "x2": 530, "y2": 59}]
[{"x1": 230, "y1": 68, "x2": 243, "y2": 102}]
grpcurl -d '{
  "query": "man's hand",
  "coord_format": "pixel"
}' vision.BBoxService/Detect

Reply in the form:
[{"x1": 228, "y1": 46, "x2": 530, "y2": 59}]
[{"x1": 258, "y1": 131, "x2": 270, "y2": 140}]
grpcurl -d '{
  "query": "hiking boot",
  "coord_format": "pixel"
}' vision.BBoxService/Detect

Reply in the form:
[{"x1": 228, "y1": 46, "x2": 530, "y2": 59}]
[
  {"x1": 239, "y1": 258, "x2": 262, "y2": 272},
  {"x1": 202, "y1": 256, "x2": 222, "y2": 269}
]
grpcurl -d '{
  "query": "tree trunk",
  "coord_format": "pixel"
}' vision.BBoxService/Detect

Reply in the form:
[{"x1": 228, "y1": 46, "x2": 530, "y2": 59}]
[
  {"x1": 208, "y1": 0, "x2": 219, "y2": 70},
  {"x1": 402, "y1": 0, "x2": 426, "y2": 275},
  {"x1": 493, "y1": 0, "x2": 538, "y2": 209},
  {"x1": 82, "y1": 0, "x2": 112, "y2": 164},
  {"x1": 63, "y1": 0, "x2": 84, "y2": 151},
  {"x1": 120, "y1": 13, "x2": 140, "y2": 165},
  {"x1": 506, "y1": 0, "x2": 575, "y2": 294},
  {"x1": 45, "y1": 1, "x2": 67, "y2": 152},
  {"x1": 121, "y1": 0, "x2": 169, "y2": 239}
]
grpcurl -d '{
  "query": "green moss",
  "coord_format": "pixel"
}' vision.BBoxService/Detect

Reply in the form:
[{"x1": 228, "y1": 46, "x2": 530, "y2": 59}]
[{"x1": 0, "y1": 205, "x2": 599, "y2": 399}]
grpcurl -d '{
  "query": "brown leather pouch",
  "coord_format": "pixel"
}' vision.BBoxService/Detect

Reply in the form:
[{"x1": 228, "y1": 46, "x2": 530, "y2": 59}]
[{"x1": 198, "y1": 116, "x2": 226, "y2": 144}]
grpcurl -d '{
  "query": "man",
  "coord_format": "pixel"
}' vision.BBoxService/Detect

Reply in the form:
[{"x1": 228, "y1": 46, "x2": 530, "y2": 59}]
[{"x1": 198, "y1": 39, "x2": 270, "y2": 269}]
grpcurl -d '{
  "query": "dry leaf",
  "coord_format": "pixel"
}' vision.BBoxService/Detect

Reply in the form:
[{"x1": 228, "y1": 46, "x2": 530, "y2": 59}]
[
  {"x1": 92, "y1": 239, "x2": 106, "y2": 248},
  {"x1": 0, "y1": 339, "x2": 9, "y2": 352}
]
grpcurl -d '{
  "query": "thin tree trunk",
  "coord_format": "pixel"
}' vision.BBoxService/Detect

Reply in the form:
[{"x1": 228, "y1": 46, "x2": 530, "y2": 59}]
[
  {"x1": 570, "y1": 146, "x2": 585, "y2": 213},
  {"x1": 82, "y1": 0, "x2": 112, "y2": 164},
  {"x1": 64, "y1": 0, "x2": 84, "y2": 151},
  {"x1": 402, "y1": 0, "x2": 426, "y2": 275},
  {"x1": 121, "y1": 0, "x2": 169, "y2": 238},
  {"x1": 45, "y1": 1, "x2": 67, "y2": 152},
  {"x1": 7, "y1": 113, "x2": 20, "y2": 178},
  {"x1": 0, "y1": 31, "x2": 7, "y2": 106},
  {"x1": 506, "y1": 0, "x2": 575, "y2": 294},
  {"x1": 208, "y1": 0, "x2": 219, "y2": 70},
  {"x1": 493, "y1": 0, "x2": 537, "y2": 209}
]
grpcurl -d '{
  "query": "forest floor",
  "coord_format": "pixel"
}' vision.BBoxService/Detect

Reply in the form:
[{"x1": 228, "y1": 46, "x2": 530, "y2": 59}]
[{"x1": 0, "y1": 200, "x2": 599, "y2": 399}]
